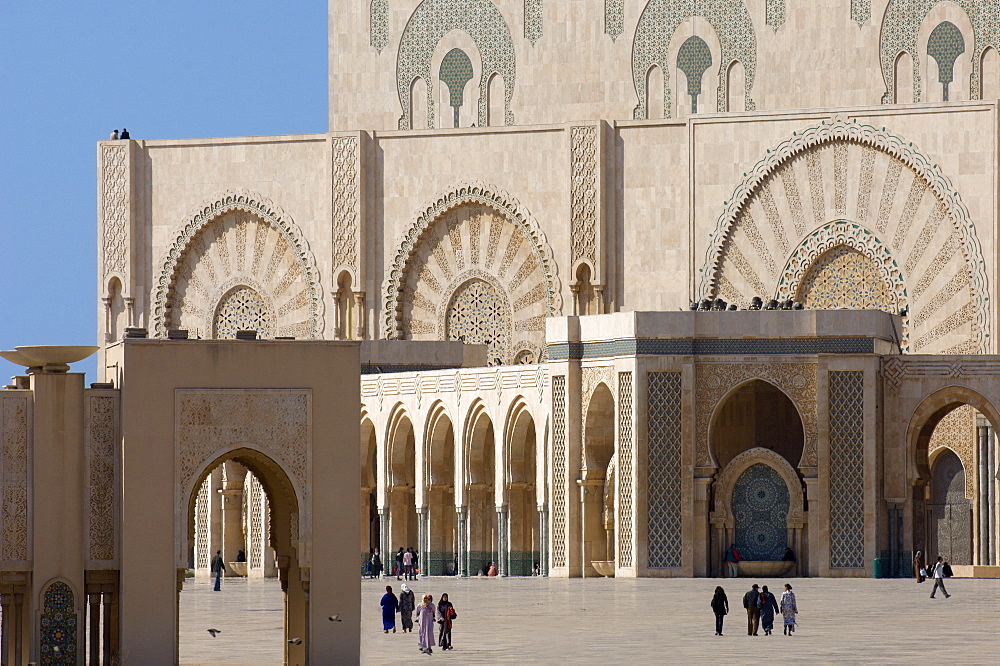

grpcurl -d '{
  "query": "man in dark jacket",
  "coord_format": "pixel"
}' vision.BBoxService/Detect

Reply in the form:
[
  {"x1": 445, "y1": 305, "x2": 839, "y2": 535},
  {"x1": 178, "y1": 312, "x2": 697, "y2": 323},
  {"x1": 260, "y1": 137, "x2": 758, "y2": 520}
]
[
  {"x1": 742, "y1": 583, "x2": 760, "y2": 635},
  {"x1": 210, "y1": 550, "x2": 226, "y2": 591}
]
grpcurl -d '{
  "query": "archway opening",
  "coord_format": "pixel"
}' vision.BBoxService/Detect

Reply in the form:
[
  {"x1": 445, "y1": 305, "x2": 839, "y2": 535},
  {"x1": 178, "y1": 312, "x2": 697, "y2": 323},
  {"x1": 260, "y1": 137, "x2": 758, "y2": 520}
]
[
  {"x1": 465, "y1": 408, "x2": 497, "y2": 576},
  {"x1": 506, "y1": 406, "x2": 539, "y2": 576},
  {"x1": 582, "y1": 383, "x2": 615, "y2": 576},
  {"x1": 426, "y1": 408, "x2": 457, "y2": 575},
  {"x1": 712, "y1": 380, "x2": 804, "y2": 470},
  {"x1": 912, "y1": 399, "x2": 995, "y2": 567},
  {"x1": 387, "y1": 415, "x2": 418, "y2": 577},
  {"x1": 180, "y1": 449, "x2": 302, "y2": 663},
  {"x1": 361, "y1": 418, "x2": 379, "y2": 574}
]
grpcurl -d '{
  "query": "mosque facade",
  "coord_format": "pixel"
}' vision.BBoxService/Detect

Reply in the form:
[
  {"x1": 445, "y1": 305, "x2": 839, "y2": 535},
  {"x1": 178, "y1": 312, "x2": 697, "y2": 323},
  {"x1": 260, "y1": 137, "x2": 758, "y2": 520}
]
[{"x1": 91, "y1": 0, "x2": 1000, "y2": 588}]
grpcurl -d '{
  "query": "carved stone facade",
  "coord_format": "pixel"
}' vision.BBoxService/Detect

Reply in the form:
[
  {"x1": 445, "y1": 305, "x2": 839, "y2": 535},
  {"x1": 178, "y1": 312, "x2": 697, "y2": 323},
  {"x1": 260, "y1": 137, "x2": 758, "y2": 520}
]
[
  {"x1": 1, "y1": 395, "x2": 29, "y2": 563},
  {"x1": 86, "y1": 394, "x2": 117, "y2": 562}
]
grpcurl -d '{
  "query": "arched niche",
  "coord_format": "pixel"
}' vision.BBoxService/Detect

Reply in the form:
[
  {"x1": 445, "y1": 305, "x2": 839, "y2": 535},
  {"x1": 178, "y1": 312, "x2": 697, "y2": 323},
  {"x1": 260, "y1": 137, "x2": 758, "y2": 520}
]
[
  {"x1": 423, "y1": 402, "x2": 456, "y2": 575},
  {"x1": 710, "y1": 379, "x2": 805, "y2": 471},
  {"x1": 503, "y1": 400, "x2": 540, "y2": 575}
]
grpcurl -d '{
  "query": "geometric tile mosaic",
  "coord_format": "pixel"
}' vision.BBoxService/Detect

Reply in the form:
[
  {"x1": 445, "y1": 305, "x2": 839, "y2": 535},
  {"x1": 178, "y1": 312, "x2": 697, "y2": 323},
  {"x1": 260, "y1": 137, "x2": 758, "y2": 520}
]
[
  {"x1": 617, "y1": 371, "x2": 634, "y2": 568},
  {"x1": 551, "y1": 375, "x2": 567, "y2": 568},
  {"x1": 732, "y1": 463, "x2": 790, "y2": 560},
  {"x1": 829, "y1": 371, "x2": 865, "y2": 568},
  {"x1": 647, "y1": 372, "x2": 682, "y2": 568},
  {"x1": 40, "y1": 580, "x2": 77, "y2": 664}
]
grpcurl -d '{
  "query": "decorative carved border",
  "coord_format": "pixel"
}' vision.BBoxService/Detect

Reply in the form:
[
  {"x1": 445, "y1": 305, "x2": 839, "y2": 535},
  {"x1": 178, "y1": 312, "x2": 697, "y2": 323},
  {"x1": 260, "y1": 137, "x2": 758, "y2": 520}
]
[
  {"x1": 699, "y1": 119, "x2": 989, "y2": 351},
  {"x1": 709, "y1": 447, "x2": 806, "y2": 528},
  {"x1": 86, "y1": 395, "x2": 117, "y2": 561},
  {"x1": 396, "y1": 0, "x2": 516, "y2": 129},
  {"x1": 570, "y1": 126, "x2": 598, "y2": 268},
  {"x1": 382, "y1": 180, "x2": 562, "y2": 339},
  {"x1": 776, "y1": 221, "x2": 910, "y2": 348},
  {"x1": 331, "y1": 135, "x2": 360, "y2": 274},
  {"x1": 101, "y1": 143, "x2": 129, "y2": 287},
  {"x1": 151, "y1": 189, "x2": 325, "y2": 339},
  {"x1": 1, "y1": 396, "x2": 30, "y2": 563},
  {"x1": 632, "y1": 0, "x2": 756, "y2": 118},
  {"x1": 697, "y1": 363, "x2": 818, "y2": 469}
]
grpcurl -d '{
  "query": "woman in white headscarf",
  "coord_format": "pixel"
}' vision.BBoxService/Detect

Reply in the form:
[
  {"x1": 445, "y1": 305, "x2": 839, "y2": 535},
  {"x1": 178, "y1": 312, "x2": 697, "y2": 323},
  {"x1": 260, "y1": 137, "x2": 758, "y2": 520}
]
[{"x1": 398, "y1": 582, "x2": 415, "y2": 633}]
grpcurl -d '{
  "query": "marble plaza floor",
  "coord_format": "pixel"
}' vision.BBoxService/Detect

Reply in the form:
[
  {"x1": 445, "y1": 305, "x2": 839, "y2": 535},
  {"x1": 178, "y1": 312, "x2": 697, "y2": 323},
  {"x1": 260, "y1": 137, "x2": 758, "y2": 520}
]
[{"x1": 180, "y1": 575, "x2": 1000, "y2": 664}]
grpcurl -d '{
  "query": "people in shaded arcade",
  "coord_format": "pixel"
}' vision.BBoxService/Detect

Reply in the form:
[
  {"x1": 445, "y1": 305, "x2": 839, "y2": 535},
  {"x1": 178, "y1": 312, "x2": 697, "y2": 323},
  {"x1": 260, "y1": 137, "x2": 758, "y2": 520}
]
[
  {"x1": 757, "y1": 584, "x2": 779, "y2": 635},
  {"x1": 380, "y1": 585, "x2": 398, "y2": 633}
]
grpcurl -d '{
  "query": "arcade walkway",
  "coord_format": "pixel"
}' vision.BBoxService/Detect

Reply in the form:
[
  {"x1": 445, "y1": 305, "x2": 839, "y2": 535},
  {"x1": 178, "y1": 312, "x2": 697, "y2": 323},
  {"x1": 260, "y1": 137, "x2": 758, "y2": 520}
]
[{"x1": 180, "y1": 575, "x2": 1000, "y2": 663}]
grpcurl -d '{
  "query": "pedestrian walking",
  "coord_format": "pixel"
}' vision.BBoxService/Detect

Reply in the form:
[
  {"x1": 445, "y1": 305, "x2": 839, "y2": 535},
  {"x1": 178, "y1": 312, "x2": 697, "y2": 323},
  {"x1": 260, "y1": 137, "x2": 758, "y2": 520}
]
[
  {"x1": 438, "y1": 592, "x2": 456, "y2": 650},
  {"x1": 710, "y1": 586, "x2": 729, "y2": 636},
  {"x1": 403, "y1": 548, "x2": 414, "y2": 580},
  {"x1": 399, "y1": 583, "x2": 416, "y2": 633},
  {"x1": 396, "y1": 547, "x2": 405, "y2": 580},
  {"x1": 913, "y1": 550, "x2": 925, "y2": 583},
  {"x1": 757, "y1": 584, "x2": 779, "y2": 635},
  {"x1": 210, "y1": 550, "x2": 225, "y2": 591},
  {"x1": 779, "y1": 583, "x2": 797, "y2": 635},
  {"x1": 380, "y1": 585, "x2": 399, "y2": 633},
  {"x1": 743, "y1": 583, "x2": 761, "y2": 636},
  {"x1": 724, "y1": 544, "x2": 741, "y2": 578},
  {"x1": 929, "y1": 556, "x2": 951, "y2": 598},
  {"x1": 371, "y1": 548, "x2": 383, "y2": 578},
  {"x1": 416, "y1": 594, "x2": 436, "y2": 654}
]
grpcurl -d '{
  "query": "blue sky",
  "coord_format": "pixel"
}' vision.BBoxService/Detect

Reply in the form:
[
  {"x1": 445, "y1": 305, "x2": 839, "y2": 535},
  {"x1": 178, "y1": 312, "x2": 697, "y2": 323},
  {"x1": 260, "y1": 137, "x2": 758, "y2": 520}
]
[{"x1": 0, "y1": 2, "x2": 328, "y2": 381}]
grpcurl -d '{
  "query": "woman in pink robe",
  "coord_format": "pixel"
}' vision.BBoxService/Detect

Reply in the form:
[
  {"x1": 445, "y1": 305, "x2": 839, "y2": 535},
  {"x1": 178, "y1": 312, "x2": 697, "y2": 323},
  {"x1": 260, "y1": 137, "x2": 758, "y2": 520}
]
[{"x1": 416, "y1": 594, "x2": 436, "y2": 654}]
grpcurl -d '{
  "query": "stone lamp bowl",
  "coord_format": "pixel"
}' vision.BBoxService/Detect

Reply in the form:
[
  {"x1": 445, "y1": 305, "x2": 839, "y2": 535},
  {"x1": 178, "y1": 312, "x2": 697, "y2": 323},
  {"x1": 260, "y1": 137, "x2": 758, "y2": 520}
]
[
  {"x1": 737, "y1": 560, "x2": 794, "y2": 577},
  {"x1": 13, "y1": 345, "x2": 99, "y2": 373},
  {"x1": 0, "y1": 350, "x2": 42, "y2": 370},
  {"x1": 591, "y1": 560, "x2": 616, "y2": 577}
]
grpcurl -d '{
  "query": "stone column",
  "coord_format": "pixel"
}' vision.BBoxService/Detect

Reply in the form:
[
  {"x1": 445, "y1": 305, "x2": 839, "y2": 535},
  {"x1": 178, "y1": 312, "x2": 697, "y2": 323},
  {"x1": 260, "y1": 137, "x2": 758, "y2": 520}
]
[
  {"x1": 497, "y1": 506, "x2": 509, "y2": 576},
  {"x1": 378, "y1": 508, "x2": 389, "y2": 576},
  {"x1": 990, "y1": 426, "x2": 997, "y2": 564},
  {"x1": 417, "y1": 507, "x2": 428, "y2": 577},
  {"x1": 979, "y1": 423, "x2": 990, "y2": 565},
  {"x1": 332, "y1": 292, "x2": 342, "y2": 339},
  {"x1": 354, "y1": 291, "x2": 366, "y2": 339},
  {"x1": 221, "y1": 461, "x2": 246, "y2": 576},
  {"x1": 692, "y1": 476, "x2": 712, "y2": 577},
  {"x1": 538, "y1": 506, "x2": 549, "y2": 576},
  {"x1": 456, "y1": 506, "x2": 468, "y2": 576},
  {"x1": 102, "y1": 296, "x2": 113, "y2": 343},
  {"x1": 124, "y1": 296, "x2": 135, "y2": 326}
]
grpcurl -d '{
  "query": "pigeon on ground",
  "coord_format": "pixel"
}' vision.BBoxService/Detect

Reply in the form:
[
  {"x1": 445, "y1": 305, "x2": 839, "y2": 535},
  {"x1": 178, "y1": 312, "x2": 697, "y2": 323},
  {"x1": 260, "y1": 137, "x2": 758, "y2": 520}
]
[
  {"x1": 288, "y1": 637, "x2": 303, "y2": 645},
  {"x1": 207, "y1": 629, "x2": 221, "y2": 638},
  {"x1": 329, "y1": 614, "x2": 341, "y2": 622}
]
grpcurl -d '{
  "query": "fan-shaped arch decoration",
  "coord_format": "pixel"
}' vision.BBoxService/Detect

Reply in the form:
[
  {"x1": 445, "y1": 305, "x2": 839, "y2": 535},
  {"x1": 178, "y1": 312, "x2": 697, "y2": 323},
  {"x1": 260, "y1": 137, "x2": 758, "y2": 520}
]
[
  {"x1": 397, "y1": 0, "x2": 515, "y2": 129},
  {"x1": 632, "y1": 0, "x2": 756, "y2": 119},
  {"x1": 383, "y1": 180, "x2": 561, "y2": 364},
  {"x1": 699, "y1": 119, "x2": 989, "y2": 354},
  {"x1": 152, "y1": 190, "x2": 324, "y2": 339},
  {"x1": 880, "y1": 0, "x2": 1000, "y2": 103}
]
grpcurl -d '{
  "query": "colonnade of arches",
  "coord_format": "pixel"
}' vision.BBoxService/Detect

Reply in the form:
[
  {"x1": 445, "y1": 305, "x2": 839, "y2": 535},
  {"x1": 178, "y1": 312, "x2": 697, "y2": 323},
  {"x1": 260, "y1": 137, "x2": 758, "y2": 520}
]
[{"x1": 362, "y1": 399, "x2": 545, "y2": 577}]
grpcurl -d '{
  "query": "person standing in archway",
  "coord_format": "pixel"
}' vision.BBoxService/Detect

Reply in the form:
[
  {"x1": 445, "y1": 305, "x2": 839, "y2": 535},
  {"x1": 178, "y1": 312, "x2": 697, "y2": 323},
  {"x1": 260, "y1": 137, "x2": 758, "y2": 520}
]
[
  {"x1": 913, "y1": 550, "x2": 925, "y2": 583},
  {"x1": 371, "y1": 548, "x2": 383, "y2": 579},
  {"x1": 210, "y1": 550, "x2": 225, "y2": 591},
  {"x1": 724, "y1": 544, "x2": 741, "y2": 578}
]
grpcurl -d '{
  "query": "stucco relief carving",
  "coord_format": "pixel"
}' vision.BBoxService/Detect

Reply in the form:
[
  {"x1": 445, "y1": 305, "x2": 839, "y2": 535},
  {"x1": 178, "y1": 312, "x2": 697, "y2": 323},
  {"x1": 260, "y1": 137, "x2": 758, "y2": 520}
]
[
  {"x1": 881, "y1": 356, "x2": 1000, "y2": 396},
  {"x1": 101, "y1": 143, "x2": 129, "y2": 282},
  {"x1": 927, "y1": 404, "x2": 976, "y2": 499},
  {"x1": 570, "y1": 126, "x2": 598, "y2": 268},
  {"x1": 87, "y1": 395, "x2": 117, "y2": 561},
  {"x1": 1, "y1": 396, "x2": 29, "y2": 562},
  {"x1": 383, "y1": 181, "x2": 562, "y2": 359},
  {"x1": 332, "y1": 136, "x2": 360, "y2": 273},
  {"x1": 152, "y1": 190, "x2": 324, "y2": 339},
  {"x1": 176, "y1": 390, "x2": 311, "y2": 562},
  {"x1": 581, "y1": 365, "x2": 614, "y2": 427},
  {"x1": 701, "y1": 119, "x2": 987, "y2": 354},
  {"x1": 696, "y1": 363, "x2": 818, "y2": 469},
  {"x1": 709, "y1": 447, "x2": 806, "y2": 528}
]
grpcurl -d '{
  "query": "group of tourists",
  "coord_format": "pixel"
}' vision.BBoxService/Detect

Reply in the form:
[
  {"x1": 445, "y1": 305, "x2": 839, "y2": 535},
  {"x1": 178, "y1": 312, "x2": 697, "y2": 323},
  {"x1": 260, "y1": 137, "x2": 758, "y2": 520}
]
[
  {"x1": 365, "y1": 546, "x2": 422, "y2": 580},
  {"x1": 380, "y1": 584, "x2": 457, "y2": 654},
  {"x1": 711, "y1": 583, "x2": 797, "y2": 636}
]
